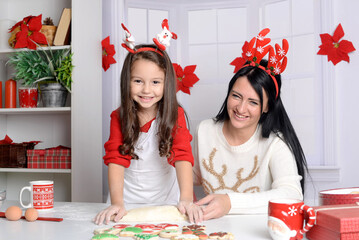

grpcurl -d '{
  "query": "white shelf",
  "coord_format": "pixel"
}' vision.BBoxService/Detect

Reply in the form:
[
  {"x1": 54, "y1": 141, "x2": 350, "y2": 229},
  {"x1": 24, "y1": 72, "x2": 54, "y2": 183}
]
[
  {"x1": 0, "y1": 45, "x2": 71, "y2": 60},
  {"x1": 0, "y1": 0, "x2": 103, "y2": 202},
  {"x1": 0, "y1": 107, "x2": 71, "y2": 114},
  {"x1": 0, "y1": 45, "x2": 71, "y2": 53},
  {"x1": 0, "y1": 168, "x2": 71, "y2": 173}
]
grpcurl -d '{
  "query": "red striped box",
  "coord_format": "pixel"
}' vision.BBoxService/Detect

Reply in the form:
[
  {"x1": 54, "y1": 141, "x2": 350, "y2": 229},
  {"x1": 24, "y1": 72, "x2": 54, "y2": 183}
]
[
  {"x1": 306, "y1": 204, "x2": 359, "y2": 240},
  {"x1": 27, "y1": 146, "x2": 71, "y2": 169}
]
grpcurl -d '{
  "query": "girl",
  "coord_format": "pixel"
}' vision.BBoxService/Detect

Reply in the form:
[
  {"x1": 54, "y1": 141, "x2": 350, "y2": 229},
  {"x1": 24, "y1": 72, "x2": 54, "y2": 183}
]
[
  {"x1": 95, "y1": 44, "x2": 202, "y2": 225},
  {"x1": 194, "y1": 31, "x2": 308, "y2": 220}
]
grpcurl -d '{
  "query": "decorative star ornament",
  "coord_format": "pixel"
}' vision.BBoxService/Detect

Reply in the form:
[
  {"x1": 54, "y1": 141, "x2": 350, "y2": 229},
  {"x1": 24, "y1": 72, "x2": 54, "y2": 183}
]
[
  {"x1": 173, "y1": 64, "x2": 199, "y2": 95},
  {"x1": 101, "y1": 36, "x2": 117, "y2": 71},
  {"x1": 317, "y1": 23, "x2": 356, "y2": 65}
]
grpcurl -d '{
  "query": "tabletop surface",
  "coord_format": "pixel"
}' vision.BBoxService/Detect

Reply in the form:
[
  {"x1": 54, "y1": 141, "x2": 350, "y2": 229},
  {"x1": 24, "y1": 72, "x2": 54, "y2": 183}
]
[{"x1": 0, "y1": 200, "x2": 309, "y2": 240}]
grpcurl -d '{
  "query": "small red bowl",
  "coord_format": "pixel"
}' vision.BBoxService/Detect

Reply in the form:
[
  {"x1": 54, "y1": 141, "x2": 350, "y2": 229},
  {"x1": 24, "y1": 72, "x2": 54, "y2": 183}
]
[{"x1": 319, "y1": 187, "x2": 359, "y2": 205}]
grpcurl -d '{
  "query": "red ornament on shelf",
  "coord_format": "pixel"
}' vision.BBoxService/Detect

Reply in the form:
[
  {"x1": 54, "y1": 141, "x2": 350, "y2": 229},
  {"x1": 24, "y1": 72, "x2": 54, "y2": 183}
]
[
  {"x1": 0, "y1": 81, "x2": 2, "y2": 108},
  {"x1": 18, "y1": 87, "x2": 38, "y2": 108},
  {"x1": 5, "y1": 79, "x2": 16, "y2": 108},
  {"x1": 8, "y1": 14, "x2": 47, "y2": 50}
]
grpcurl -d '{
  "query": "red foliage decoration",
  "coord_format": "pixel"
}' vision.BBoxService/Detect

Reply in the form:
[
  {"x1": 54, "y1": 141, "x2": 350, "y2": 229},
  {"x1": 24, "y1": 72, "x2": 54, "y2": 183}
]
[
  {"x1": 9, "y1": 14, "x2": 47, "y2": 50},
  {"x1": 173, "y1": 64, "x2": 199, "y2": 95},
  {"x1": 102, "y1": 36, "x2": 117, "y2": 71},
  {"x1": 317, "y1": 23, "x2": 356, "y2": 65}
]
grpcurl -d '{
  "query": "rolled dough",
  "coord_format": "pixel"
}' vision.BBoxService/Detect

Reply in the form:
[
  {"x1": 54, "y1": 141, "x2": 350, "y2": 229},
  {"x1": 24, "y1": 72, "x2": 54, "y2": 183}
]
[{"x1": 117, "y1": 205, "x2": 188, "y2": 222}]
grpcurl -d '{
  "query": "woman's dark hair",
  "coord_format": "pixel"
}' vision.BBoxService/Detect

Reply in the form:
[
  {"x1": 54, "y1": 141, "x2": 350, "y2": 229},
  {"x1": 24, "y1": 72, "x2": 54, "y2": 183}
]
[
  {"x1": 215, "y1": 60, "x2": 308, "y2": 193},
  {"x1": 118, "y1": 44, "x2": 178, "y2": 160}
]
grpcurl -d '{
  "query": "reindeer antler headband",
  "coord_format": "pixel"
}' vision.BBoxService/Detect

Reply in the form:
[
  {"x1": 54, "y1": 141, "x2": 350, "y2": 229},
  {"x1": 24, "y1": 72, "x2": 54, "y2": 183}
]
[
  {"x1": 230, "y1": 28, "x2": 289, "y2": 99},
  {"x1": 121, "y1": 19, "x2": 177, "y2": 56}
]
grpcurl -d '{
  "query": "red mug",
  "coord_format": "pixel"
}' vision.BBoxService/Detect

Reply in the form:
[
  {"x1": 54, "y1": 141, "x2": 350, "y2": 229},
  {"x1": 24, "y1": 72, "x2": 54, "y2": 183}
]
[
  {"x1": 268, "y1": 199, "x2": 316, "y2": 240},
  {"x1": 18, "y1": 87, "x2": 38, "y2": 108},
  {"x1": 19, "y1": 180, "x2": 54, "y2": 210}
]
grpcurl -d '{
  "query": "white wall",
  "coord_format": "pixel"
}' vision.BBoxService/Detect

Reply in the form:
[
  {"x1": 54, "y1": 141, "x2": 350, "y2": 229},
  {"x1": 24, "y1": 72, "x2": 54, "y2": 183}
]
[
  {"x1": 299, "y1": 0, "x2": 359, "y2": 204},
  {"x1": 102, "y1": 0, "x2": 359, "y2": 205},
  {"x1": 102, "y1": 0, "x2": 125, "y2": 202},
  {"x1": 331, "y1": 0, "x2": 359, "y2": 194},
  {"x1": 71, "y1": 0, "x2": 103, "y2": 202}
]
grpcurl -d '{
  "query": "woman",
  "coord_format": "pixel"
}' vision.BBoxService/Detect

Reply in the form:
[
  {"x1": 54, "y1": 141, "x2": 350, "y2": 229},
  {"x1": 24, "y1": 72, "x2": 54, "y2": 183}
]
[{"x1": 194, "y1": 54, "x2": 308, "y2": 220}]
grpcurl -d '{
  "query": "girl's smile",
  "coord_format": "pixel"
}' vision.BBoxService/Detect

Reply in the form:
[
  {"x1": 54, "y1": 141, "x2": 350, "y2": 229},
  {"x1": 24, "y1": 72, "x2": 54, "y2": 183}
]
[
  {"x1": 138, "y1": 96, "x2": 154, "y2": 102},
  {"x1": 130, "y1": 59, "x2": 165, "y2": 114}
]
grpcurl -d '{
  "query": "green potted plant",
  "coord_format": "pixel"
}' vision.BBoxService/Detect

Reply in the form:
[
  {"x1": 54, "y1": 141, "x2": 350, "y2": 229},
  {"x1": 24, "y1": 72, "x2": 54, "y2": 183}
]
[{"x1": 7, "y1": 46, "x2": 73, "y2": 107}]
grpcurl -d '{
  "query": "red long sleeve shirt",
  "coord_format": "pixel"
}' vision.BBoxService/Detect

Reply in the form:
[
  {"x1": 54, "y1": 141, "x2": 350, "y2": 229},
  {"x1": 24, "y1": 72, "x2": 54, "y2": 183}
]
[{"x1": 103, "y1": 107, "x2": 194, "y2": 168}]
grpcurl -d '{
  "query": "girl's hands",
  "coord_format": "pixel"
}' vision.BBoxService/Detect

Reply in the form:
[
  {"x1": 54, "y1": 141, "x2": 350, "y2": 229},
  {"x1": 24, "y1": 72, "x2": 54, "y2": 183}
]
[
  {"x1": 195, "y1": 194, "x2": 231, "y2": 221},
  {"x1": 93, "y1": 203, "x2": 127, "y2": 225},
  {"x1": 178, "y1": 200, "x2": 204, "y2": 224}
]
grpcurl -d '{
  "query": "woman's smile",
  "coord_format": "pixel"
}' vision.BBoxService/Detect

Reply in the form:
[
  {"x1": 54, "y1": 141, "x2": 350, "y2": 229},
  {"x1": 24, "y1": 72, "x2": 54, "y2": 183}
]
[{"x1": 233, "y1": 111, "x2": 248, "y2": 120}]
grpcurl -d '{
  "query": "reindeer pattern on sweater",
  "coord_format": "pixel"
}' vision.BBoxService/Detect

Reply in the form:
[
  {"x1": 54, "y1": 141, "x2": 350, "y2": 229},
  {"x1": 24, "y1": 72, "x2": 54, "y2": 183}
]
[{"x1": 193, "y1": 119, "x2": 303, "y2": 214}]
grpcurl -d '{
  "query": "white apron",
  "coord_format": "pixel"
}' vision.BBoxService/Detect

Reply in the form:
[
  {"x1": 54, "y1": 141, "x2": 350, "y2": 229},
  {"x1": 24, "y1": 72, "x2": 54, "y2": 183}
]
[{"x1": 122, "y1": 119, "x2": 180, "y2": 205}]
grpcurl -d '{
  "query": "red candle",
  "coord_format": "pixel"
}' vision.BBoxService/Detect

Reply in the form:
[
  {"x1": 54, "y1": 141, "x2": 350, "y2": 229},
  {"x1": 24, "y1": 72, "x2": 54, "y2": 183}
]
[
  {"x1": 0, "y1": 81, "x2": 2, "y2": 108},
  {"x1": 5, "y1": 79, "x2": 16, "y2": 108}
]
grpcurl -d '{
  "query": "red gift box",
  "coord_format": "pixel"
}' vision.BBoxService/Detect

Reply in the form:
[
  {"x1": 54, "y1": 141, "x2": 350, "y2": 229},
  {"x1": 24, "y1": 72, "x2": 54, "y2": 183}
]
[
  {"x1": 306, "y1": 204, "x2": 359, "y2": 240},
  {"x1": 306, "y1": 225, "x2": 359, "y2": 240},
  {"x1": 27, "y1": 146, "x2": 71, "y2": 169}
]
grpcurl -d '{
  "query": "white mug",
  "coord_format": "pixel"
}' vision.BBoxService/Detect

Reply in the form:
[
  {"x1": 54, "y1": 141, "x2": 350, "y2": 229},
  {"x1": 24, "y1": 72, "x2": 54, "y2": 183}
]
[{"x1": 19, "y1": 180, "x2": 54, "y2": 210}]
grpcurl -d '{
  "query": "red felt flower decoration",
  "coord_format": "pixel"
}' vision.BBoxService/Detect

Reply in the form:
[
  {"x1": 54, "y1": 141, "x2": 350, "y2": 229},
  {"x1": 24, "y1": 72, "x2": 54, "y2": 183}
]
[
  {"x1": 102, "y1": 36, "x2": 117, "y2": 71},
  {"x1": 173, "y1": 63, "x2": 199, "y2": 95},
  {"x1": 9, "y1": 14, "x2": 48, "y2": 50},
  {"x1": 317, "y1": 23, "x2": 356, "y2": 65}
]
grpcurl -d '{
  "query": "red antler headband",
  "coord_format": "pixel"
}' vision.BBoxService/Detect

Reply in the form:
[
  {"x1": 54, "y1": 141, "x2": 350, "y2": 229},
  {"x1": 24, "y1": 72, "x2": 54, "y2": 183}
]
[
  {"x1": 230, "y1": 28, "x2": 289, "y2": 99},
  {"x1": 121, "y1": 19, "x2": 177, "y2": 56}
]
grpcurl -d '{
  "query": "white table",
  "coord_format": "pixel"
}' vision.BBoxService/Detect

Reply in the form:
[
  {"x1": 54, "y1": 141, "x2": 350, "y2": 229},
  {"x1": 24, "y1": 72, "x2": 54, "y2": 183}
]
[{"x1": 0, "y1": 200, "x2": 308, "y2": 239}]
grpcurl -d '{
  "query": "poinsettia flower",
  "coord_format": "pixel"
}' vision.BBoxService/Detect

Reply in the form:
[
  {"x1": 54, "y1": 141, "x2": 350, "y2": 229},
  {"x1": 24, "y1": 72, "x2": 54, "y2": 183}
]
[
  {"x1": 9, "y1": 15, "x2": 32, "y2": 32},
  {"x1": 10, "y1": 15, "x2": 48, "y2": 50},
  {"x1": 317, "y1": 23, "x2": 356, "y2": 65},
  {"x1": 102, "y1": 36, "x2": 117, "y2": 71},
  {"x1": 173, "y1": 63, "x2": 199, "y2": 95}
]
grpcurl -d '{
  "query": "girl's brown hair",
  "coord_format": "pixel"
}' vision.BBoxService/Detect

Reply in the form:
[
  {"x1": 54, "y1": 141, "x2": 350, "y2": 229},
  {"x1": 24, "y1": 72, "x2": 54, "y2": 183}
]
[{"x1": 118, "y1": 44, "x2": 178, "y2": 160}]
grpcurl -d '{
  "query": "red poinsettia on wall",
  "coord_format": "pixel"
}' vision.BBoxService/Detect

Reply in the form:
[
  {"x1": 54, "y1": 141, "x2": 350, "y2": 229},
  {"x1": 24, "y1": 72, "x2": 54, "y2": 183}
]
[
  {"x1": 8, "y1": 14, "x2": 47, "y2": 50},
  {"x1": 102, "y1": 36, "x2": 116, "y2": 71},
  {"x1": 317, "y1": 23, "x2": 356, "y2": 65},
  {"x1": 173, "y1": 63, "x2": 199, "y2": 95}
]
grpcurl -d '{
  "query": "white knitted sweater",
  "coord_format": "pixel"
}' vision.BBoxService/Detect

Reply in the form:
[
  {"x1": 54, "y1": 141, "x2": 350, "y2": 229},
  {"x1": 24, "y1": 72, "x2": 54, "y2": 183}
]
[{"x1": 193, "y1": 119, "x2": 303, "y2": 214}]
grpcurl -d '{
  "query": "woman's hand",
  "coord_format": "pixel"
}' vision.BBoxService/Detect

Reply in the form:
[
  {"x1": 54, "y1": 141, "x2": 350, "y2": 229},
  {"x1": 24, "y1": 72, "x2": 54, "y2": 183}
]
[
  {"x1": 93, "y1": 203, "x2": 127, "y2": 225},
  {"x1": 195, "y1": 194, "x2": 231, "y2": 220},
  {"x1": 178, "y1": 200, "x2": 204, "y2": 224}
]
